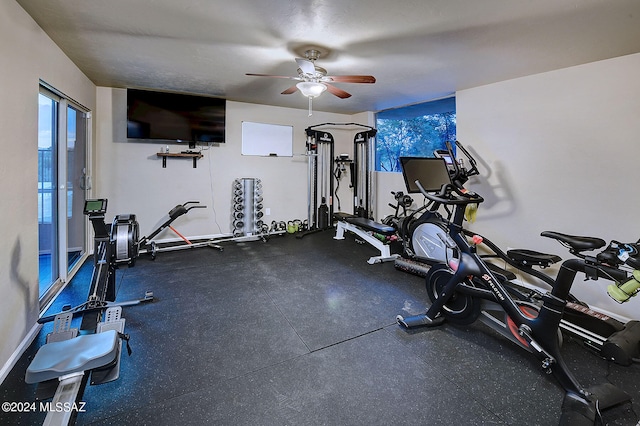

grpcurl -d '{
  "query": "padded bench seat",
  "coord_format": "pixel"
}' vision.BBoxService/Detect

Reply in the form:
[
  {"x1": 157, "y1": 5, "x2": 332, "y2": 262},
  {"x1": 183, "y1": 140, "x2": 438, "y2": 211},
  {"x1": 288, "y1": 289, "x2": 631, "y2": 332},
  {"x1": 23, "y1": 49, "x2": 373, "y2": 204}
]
[
  {"x1": 345, "y1": 217, "x2": 396, "y2": 236},
  {"x1": 334, "y1": 214, "x2": 399, "y2": 264}
]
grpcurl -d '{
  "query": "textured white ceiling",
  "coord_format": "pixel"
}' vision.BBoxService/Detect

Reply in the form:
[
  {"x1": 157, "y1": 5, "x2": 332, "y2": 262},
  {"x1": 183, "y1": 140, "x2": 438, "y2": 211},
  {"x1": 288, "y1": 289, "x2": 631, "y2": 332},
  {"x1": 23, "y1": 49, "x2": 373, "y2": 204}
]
[{"x1": 16, "y1": 0, "x2": 640, "y2": 114}]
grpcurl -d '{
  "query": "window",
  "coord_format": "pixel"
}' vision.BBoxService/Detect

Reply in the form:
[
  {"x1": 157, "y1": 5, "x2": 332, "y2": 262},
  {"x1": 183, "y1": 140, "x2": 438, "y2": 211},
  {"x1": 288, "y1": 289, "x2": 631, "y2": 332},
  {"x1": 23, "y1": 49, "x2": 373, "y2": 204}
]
[{"x1": 375, "y1": 97, "x2": 456, "y2": 172}]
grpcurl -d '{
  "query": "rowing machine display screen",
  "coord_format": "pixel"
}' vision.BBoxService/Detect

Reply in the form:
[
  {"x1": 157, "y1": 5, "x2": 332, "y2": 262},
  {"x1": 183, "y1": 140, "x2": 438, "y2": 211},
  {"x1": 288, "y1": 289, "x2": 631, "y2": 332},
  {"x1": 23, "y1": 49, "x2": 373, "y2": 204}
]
[
  {"x1": 84, "y1": 199, "x2": 107, "y2": 215},
  {"x1": 400, "y1": 157, "x2": 452, "y2": 193}
]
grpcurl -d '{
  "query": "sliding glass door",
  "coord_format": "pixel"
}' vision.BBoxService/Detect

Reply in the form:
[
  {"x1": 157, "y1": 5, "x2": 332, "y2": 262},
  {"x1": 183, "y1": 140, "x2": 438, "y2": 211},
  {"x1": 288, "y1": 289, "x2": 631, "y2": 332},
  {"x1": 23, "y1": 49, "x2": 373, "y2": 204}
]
[
  {"x1": 38, "y1": 85, "x2": 89, "y2": 308},
  {"x1": 66, "y1": 104, "x2": 88, "y2": 271},
  {"x1": 38, "y1": 92, "x2": 59, "y2": 299}
]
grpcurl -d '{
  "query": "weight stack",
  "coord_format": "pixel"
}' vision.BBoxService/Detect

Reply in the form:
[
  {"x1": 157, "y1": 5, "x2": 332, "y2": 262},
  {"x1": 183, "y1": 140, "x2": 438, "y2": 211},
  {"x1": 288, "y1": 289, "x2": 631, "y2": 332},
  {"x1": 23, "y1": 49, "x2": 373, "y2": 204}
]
[{"x1": 232, "y1": 178, "x2": 264, "y2": 237}]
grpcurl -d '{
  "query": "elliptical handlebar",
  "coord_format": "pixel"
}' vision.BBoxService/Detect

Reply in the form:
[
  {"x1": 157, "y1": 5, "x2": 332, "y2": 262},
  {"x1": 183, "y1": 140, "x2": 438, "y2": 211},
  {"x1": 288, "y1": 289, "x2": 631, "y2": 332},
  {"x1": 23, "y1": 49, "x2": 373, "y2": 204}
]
[
  {"x1": 415, "y1": 180, "x2": 484, "y2": 206},
  {"x1": 454, "y1": 140, "x2": 480, "y2": 178}
]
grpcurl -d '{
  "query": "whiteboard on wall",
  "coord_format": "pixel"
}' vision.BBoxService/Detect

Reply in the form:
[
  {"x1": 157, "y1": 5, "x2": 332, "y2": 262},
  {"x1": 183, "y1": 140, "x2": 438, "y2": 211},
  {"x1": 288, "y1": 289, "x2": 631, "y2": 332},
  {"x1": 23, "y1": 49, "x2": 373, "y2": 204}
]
[{"x1": 241, "y1": 121, "x2": 293, "y2": 156}]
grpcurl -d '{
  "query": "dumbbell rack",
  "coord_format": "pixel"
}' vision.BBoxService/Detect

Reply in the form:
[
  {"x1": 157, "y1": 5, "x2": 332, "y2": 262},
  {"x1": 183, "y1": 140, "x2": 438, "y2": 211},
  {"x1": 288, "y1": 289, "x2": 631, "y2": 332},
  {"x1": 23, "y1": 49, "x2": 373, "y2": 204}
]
[{"x1": 232, "y1": 178, "x2": 264, "y2": 237}]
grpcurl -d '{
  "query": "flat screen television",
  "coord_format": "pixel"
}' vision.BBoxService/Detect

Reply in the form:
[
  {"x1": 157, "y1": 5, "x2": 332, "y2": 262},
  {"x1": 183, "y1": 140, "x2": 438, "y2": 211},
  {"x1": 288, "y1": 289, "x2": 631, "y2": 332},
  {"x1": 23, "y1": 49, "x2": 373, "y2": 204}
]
[{"x1": 127, "y1": 89, "x2": 225, "y2": 145}]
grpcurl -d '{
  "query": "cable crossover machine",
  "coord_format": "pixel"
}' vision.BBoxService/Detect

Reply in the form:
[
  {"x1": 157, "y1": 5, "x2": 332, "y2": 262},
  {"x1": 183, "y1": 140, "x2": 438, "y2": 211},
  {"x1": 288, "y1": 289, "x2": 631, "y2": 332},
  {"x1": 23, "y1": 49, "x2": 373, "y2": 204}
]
[
  {"x1": 299, "y1": 122, "x2": 379, "y2": 240},
  {"x1": 301, "y1": 122, "x2": 399, "y2": 263}
]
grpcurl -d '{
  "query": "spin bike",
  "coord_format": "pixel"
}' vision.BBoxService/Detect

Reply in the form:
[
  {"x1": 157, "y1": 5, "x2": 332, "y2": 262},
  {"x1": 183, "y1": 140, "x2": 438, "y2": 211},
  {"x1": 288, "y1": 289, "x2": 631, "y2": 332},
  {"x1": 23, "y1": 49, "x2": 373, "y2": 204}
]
[
  {"x1": 395, "y1": 176, "x2": 631, "y2": 424},
  {"x1": 466, "y1": 228, "x2": 640, "y2": 365}
]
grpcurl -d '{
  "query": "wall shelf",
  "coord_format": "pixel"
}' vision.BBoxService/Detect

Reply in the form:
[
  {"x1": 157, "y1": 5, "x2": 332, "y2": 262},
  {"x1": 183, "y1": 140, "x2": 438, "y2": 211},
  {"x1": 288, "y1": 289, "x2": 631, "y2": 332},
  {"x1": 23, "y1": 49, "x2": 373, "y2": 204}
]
[{"x1": 156, "y1": 152, "x2": 203, "y2": 168}]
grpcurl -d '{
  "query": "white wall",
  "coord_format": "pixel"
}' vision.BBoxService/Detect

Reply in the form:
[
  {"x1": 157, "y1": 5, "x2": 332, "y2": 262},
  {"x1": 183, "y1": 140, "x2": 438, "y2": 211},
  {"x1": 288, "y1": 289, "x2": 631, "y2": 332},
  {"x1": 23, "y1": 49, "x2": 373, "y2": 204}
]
[
  {"x1": 455, "y1": 53, "x2": 640, "y2": 320},
  {"x1": 95, "y1": 88, "x2": 360, "y2": 240},
  {"x1": 0, "y1": 0, "x2": 96, "y2": 378}
]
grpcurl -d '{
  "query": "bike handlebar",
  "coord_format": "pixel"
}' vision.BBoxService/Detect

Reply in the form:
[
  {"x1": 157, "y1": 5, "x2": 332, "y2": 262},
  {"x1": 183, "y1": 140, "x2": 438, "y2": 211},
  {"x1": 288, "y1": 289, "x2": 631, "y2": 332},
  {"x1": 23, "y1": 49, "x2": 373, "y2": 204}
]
[{"x1": 415, "y1": 180, "x2": 484, "y2": 206}]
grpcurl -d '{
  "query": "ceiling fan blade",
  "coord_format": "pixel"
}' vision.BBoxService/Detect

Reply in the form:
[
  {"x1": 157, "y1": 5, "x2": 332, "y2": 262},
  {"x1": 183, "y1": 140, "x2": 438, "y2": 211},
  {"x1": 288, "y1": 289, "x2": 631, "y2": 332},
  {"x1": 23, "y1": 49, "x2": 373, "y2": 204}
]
[
  {"x1": 324, "y1": 75, "x2": 376, "y2": 84},
  {"x1": 281, "y1": 85, "x2": 299, "y2": 95},
  {"x1": 246, "y1": 73, "x2": 297, "y2": 80},
  {"x1": 295, "y1": 58, "x2": 316, "y2": 75},
  {"x1": 325, "y1": 83, "x2": 352, "y2": 99}
]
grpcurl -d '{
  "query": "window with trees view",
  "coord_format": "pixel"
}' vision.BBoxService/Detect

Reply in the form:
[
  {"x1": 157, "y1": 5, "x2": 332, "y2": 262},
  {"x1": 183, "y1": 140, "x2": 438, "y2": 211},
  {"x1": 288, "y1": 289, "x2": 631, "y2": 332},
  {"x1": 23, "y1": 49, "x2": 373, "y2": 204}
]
[{"x1": 375, "y1": 97, "x2": 456, "y2": 172}]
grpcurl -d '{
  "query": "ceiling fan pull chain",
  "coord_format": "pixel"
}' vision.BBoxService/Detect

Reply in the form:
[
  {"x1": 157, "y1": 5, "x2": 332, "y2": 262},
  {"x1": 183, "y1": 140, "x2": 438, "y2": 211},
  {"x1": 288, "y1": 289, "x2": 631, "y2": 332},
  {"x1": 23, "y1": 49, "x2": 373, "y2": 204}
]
[{"x1": 308, "y1": 96, "x2": 313, "y2": 116}]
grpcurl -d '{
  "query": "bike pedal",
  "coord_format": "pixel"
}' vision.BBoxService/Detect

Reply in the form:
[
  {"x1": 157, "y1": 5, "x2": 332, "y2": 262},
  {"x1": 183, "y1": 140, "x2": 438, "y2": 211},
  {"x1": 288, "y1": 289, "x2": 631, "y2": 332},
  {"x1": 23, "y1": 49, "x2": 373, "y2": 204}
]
[{"x1": 396, "y1": 314, "x2": 445, "y2": 329}]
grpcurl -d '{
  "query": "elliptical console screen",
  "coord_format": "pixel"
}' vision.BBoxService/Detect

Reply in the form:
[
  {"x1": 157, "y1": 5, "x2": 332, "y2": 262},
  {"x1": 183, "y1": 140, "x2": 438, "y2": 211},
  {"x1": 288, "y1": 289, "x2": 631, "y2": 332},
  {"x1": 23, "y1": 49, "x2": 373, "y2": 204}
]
[
  {"x1": 400, "y1": 157, "x2": 452, "y2": 193},
  {"x1": 84, "y1": 199, "x2": 107, "y2": 215}
]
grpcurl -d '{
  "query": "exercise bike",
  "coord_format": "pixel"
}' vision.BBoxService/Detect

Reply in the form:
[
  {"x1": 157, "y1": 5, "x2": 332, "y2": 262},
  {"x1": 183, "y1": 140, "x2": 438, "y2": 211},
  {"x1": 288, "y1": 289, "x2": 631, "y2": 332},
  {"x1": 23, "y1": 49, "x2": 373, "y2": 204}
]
[
  {"x1": 469, "y1": 228, "x2": 640, "y2": 365},
  {"x1": 395, "y1": 164, "x2": 632, "y2": 424},
  {"x1": 396, "y1": 141, "x2": 640, "y2": 365}
]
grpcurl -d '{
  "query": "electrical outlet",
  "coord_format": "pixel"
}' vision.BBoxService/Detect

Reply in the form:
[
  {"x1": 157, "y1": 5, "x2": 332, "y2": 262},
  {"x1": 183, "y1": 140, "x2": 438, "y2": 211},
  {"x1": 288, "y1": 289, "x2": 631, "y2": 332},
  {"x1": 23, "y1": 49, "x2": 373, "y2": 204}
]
[{"x1": 265, "y1": 208, "x2": 271, "y2": 216}]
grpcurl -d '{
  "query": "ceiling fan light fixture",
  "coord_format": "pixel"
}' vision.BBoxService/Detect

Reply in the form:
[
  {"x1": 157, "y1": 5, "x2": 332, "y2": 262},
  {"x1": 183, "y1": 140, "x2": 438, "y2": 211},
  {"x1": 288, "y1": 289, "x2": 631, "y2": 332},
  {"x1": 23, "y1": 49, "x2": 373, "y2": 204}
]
[{"x1": 296, "y1": 81, "x2": 327, "y2": 98}]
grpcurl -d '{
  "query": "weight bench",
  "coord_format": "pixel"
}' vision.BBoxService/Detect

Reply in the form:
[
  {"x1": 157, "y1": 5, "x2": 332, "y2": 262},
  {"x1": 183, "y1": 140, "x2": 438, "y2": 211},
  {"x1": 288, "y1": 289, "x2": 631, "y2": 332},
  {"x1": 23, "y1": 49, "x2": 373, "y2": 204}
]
[
  {"x1": 334, "y1": 213, "x2": 400, "y2": 264},
  {"x1": 26, "y1": 308, "x2": 126, "y2": 426}
]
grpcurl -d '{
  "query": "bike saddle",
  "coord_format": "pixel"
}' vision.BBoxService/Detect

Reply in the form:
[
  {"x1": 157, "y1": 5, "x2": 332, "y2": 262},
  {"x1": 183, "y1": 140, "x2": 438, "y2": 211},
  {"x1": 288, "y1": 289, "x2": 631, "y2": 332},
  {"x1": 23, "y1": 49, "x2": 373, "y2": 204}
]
[{"x1": 541, "y1": 231, "x2": 606, "y2": 252}]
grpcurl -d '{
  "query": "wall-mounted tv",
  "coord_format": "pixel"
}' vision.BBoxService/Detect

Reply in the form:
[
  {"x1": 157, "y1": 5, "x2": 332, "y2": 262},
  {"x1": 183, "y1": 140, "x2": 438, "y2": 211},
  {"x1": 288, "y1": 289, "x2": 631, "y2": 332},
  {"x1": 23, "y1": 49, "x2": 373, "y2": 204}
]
[{"x1": 127, "y1": 89, "x2": 225, "y2": 144}]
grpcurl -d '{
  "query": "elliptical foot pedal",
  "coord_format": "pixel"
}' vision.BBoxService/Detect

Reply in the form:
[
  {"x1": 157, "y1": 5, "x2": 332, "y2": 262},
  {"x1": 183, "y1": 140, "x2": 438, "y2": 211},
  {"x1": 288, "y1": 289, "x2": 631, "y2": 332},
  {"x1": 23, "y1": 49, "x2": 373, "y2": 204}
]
[
  {"x1": 585, "y1": 382, "x2": 630, "y2": 410},
  {"x1": 396, "y1": 314, "x2": 445, "y2": 329}
]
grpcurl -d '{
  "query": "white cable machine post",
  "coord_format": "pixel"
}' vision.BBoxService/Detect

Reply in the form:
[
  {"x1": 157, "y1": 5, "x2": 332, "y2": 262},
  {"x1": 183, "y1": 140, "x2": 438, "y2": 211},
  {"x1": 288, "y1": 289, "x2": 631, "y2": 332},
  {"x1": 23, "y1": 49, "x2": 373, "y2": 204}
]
[
  {"x1": 303, "y1": 128, "x2": 334, "y2": 234},
  {"x1": 353, "y1": 129, "x2": 377, "y2": 219},
  {"x1": 306, "y1": 131, "x2": 316, "y2": 230}
]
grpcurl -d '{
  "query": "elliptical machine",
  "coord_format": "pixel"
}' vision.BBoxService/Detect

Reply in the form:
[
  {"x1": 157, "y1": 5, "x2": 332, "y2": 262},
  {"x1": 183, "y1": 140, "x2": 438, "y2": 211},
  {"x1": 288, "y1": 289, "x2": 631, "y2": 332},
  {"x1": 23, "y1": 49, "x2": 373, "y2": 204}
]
[
  {"x1": 395, "y1": 161, "x2": 633, "y2": 424},
  {"x1": 397, "y1": 140, "x2": 479, "y2": 265}
]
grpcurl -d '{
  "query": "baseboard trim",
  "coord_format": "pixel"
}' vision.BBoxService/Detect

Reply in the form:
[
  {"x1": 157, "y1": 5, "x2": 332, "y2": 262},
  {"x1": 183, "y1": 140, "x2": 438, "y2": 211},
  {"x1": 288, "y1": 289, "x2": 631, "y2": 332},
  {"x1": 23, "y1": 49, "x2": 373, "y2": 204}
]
[{"x1": 0, "y1": 322, "x2": 42, "y2": 385}]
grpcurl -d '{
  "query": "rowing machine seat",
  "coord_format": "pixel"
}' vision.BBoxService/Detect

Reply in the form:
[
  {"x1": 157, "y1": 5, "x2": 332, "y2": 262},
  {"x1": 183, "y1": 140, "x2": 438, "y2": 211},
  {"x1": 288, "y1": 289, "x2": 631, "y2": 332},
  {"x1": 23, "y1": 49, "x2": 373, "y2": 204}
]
[{"x1": 25, "y1": 330, "x2": 119, "y2": 384}]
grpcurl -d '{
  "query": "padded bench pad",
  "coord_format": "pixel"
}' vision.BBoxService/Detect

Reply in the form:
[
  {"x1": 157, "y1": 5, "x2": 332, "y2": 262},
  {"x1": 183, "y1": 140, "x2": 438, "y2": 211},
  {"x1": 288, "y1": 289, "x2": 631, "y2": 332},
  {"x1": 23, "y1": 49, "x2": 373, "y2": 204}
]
[
  {"x1": 333, "y1": 212, "x2": 354, "y2": 221},
  {"x1": 26, "y1": 330, "x2": 119, "y2": 384},
  {"x1": 345, "y1": 217, "x2": 396, "y2": 235}
]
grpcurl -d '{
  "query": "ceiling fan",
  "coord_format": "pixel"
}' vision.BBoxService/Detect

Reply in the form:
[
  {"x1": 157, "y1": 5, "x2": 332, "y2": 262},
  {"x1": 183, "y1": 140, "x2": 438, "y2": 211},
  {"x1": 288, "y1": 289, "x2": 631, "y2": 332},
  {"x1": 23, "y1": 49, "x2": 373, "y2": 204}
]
[{"x1": 246, "y1": 49, "x2": 376, "y2": 115}]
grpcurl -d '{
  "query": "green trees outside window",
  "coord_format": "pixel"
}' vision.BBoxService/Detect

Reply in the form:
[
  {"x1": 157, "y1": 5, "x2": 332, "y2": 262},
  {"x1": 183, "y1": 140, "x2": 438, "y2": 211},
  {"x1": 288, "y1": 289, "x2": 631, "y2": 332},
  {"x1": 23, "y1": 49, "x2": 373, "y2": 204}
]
[{"x1": 376, "y1": 98, "x2": 456, "y2": 172}]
